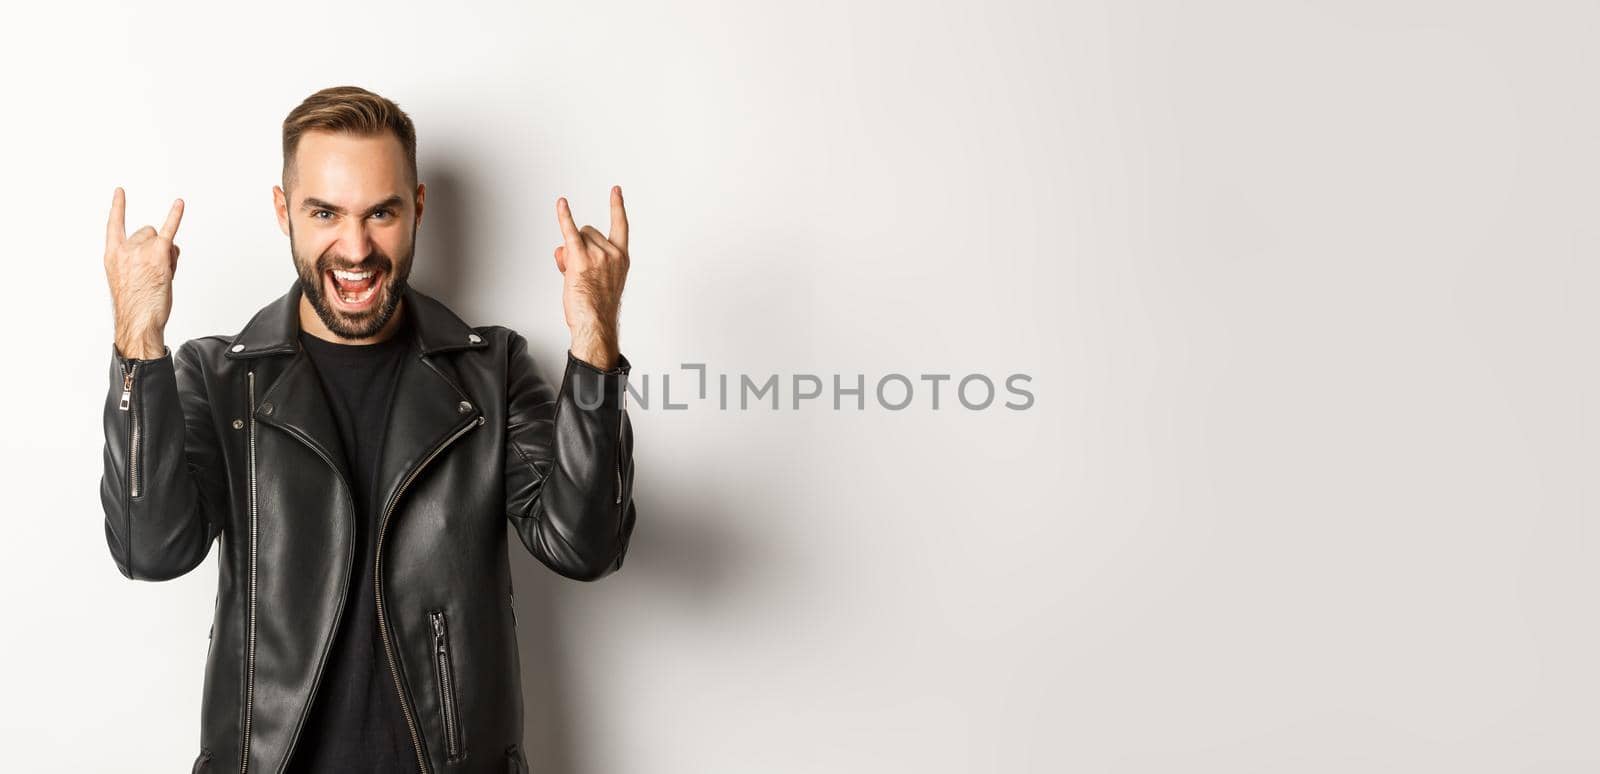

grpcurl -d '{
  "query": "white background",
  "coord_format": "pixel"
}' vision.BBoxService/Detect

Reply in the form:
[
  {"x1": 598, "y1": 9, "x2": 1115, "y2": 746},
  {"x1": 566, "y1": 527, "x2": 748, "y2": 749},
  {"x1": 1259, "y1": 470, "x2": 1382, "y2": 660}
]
[{"x1": 1, "y1": 1, "x2": 1594, "y2": 771}]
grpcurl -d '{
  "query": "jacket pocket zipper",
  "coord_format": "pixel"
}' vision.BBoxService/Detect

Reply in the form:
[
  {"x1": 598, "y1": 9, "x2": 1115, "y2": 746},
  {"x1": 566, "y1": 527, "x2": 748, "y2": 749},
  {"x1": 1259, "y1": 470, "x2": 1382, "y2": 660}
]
[
  {"x1": 119, "y1": 363, "x2": 141, "y2": 498},
  {"x1": 378, "y1": 414, "x2": 482, "y2": 774},
  {"x1": 430, "y1": 609, "x2": 464, "y2": 760}
]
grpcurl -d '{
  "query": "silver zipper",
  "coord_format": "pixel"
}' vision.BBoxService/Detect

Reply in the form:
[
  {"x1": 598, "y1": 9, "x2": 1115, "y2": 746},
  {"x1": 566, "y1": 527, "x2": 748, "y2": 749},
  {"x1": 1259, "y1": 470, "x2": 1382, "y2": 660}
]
[
  {"x1": 377, "y1": 412, "x2": 484, "y2": 774},
  {"x1": 240, "y1": 370, "x2": 259, "y2": 774},
  {"x1": 615, "y1": 385, "x2": 625, "y2": 505},
  {"x1": 119, "y1": 363, "x2": 142, "y2": 498},
  {"x1": 429, "y1": 610, "x2": 463, "y2": 759}
]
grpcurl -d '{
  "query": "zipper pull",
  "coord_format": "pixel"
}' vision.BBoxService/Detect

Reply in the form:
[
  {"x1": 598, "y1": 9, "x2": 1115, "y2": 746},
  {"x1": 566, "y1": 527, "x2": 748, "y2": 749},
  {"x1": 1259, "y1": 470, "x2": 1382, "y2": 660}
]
[
  {"x1": 119, "y1": 365, "x2": 136, "y2": 411},
  {"x1": 430, "y1": 612, "x2": 446, "y2": 649}
]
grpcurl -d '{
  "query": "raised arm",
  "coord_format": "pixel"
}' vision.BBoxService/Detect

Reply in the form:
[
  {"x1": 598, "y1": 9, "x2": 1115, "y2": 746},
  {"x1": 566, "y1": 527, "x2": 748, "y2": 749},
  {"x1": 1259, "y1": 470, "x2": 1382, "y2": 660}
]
[
  {"x1": 504, "y1": 185, "x2": 638, "y2": 580},
  {"x1": 99, "y1": 187, "x2": 224, "y2": 580}
]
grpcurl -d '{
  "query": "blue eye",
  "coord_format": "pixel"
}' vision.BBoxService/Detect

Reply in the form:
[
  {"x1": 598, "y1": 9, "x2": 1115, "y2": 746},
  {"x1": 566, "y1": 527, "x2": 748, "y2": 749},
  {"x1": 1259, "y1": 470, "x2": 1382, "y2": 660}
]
[
  {"x1": 371, "y1": 209, "x2": 392, "y2": 220},
  {"x1": 311, "y1": 210, "x2": 332, "y2": 220}
]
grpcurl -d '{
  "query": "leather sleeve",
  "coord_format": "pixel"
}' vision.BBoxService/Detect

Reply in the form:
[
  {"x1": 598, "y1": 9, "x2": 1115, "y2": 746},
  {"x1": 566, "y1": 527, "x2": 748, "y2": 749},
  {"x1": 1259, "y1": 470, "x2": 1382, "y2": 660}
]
[
  {"x1": 503, "y1": 330, "x2": 638, "y2": 581},
  {"x1": 99, "y1": 340, "x2": 225, "y2": 581}
]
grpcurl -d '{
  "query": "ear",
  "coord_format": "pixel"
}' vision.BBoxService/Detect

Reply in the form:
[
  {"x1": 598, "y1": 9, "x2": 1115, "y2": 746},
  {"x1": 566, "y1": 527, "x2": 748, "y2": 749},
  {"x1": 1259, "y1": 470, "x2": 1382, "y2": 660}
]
[
  {"x1": 273, "y1": 185, "x2": 291, "y2": 237},
  {"x1": 414, "y1": 182, "x2": 426, "y2": 229}
]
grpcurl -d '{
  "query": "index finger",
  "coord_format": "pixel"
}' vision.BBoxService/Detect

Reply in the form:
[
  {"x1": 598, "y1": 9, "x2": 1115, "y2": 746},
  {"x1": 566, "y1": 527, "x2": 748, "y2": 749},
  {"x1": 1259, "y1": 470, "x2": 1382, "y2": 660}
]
[
  {"x1": 556, "y1": 196, "x2": 584, "y2": 250},
  {"x1": 608, "y1": 185, "x2": 628, "y2": 253},
  {"x1": 158, "y1": 198, "x2": 185, "y2": 240},
  {"x1": 105, "y1": 187, "x2": 126, "y2": 250}
]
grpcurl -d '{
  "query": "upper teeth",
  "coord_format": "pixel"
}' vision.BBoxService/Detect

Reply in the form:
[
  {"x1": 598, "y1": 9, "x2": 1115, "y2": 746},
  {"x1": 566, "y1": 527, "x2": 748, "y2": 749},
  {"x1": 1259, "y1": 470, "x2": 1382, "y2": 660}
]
[{"x1": 333, "y1": 269, "x2": 373, "y2": 281}]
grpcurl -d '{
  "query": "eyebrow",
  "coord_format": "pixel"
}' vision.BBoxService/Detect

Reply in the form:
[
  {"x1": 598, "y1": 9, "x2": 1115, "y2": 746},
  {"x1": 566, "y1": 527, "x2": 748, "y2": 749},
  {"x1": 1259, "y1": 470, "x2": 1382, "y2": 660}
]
[{"x1": 299, "y1": 195, "x2": 406, "y2": 216}]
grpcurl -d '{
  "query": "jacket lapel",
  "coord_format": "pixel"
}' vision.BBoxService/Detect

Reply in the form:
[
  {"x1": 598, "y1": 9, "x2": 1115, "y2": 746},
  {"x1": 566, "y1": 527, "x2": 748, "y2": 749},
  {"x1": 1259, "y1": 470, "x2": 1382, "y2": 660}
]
[
  {"x1": 224, "y1": 279, "x2": 490, "y2": 510},
  {"x1": 370, "y1": 335, "x2": 482, "y2": 521}
]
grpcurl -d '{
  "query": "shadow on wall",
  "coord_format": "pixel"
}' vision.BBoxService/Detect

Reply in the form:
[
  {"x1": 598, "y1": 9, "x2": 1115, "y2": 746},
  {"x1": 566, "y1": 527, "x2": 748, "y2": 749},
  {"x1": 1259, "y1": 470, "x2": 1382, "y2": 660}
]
[
  {"x1": 411, "y1": 161, "x2": 481, "y2": 308},
  {"x1": 412, "y1": 156, "x2": 751, "y2": 774},
  {"x1": 506, "y1": 468, "x2": 744, "y2": 774}
]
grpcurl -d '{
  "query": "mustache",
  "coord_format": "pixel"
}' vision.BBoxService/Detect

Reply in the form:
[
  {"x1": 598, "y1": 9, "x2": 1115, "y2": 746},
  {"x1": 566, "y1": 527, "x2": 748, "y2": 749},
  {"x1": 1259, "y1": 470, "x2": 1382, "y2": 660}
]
[{"x1": 318, "y1": 255, "x2": 392, "y2": 273}]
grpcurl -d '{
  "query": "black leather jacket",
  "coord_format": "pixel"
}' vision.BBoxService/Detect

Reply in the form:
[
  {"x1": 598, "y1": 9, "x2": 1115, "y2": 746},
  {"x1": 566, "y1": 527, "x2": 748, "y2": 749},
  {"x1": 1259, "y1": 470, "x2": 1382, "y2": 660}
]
[{"x1": 99, "y1": 280, "x2": 638, "y2": 774}]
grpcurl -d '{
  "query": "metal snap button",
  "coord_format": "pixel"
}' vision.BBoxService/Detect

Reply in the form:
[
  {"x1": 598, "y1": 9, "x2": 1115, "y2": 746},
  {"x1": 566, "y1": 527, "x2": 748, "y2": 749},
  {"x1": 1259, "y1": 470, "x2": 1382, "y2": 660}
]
[
  {"x1": 468, "y1": 333, "x2": 482, "y2": 343},
  {"x1": 231, "y1": 344, "x2": 245, "y2": 352},
  {"x1": 458, "y1": 400, "x2": 473, "y2": 414},
  {"x1": 261, "y1": 402, "x2": 274, "y2": 415},
  {"x1": 232, "y1": 419, "x2": 244, "y2": 429}
]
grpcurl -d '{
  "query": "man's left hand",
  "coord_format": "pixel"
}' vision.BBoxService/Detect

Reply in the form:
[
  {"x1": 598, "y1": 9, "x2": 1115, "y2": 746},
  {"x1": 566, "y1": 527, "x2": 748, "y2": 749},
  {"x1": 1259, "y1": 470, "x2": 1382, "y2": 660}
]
[{"x1": 554, "y1": 185, "x2": 629, "y2": 370}]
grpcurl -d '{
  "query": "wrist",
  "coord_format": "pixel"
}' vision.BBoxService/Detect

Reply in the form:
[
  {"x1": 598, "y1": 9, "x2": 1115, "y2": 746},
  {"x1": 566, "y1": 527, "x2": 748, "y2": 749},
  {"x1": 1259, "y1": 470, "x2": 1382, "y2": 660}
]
[
  {"x1": 115, "y1": 328, "x2": 166, "y2": 360},
  {"x1": 569, "y1": 342, "x2": 619, "y2": 372},
  {"x1": 569, "y1": 325, "x2": 619, "y2": 371}
]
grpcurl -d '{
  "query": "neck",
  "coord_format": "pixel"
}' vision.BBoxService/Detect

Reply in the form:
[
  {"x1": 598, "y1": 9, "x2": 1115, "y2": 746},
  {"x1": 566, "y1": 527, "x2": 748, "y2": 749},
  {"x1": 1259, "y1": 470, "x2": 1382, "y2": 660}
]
[{"x1": 299, "y1": 294, "x2": 407, "y2": 345}]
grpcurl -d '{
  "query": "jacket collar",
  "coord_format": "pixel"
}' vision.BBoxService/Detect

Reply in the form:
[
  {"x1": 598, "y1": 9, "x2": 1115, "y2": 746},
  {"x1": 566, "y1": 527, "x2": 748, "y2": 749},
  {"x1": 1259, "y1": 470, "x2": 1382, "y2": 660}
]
[
  {"x1": 225, "y1": 279, "x2": 489, "y2": 359},
  {"x1": 230, "y1": 278, "x2": 489, "y2": 527}
]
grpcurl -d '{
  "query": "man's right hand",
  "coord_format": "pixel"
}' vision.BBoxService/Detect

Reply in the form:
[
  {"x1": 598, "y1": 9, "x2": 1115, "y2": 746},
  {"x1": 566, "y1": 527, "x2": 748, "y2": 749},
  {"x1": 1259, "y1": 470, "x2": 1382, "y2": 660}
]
[{"x1": 105, "y1": 186, "x2": 184, "y2": 359}]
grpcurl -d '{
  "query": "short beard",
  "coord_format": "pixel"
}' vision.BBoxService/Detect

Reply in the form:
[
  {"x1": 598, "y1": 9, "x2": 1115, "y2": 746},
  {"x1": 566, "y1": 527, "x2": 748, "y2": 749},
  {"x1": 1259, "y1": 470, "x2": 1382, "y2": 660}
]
[{"x1": 291, "y1": 220, "x2": 414, "y2": 340}]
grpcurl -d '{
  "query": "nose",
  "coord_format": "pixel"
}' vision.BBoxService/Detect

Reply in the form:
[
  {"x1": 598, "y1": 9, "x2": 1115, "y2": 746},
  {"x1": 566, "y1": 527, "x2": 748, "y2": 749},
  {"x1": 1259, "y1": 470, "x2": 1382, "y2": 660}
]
[{"x1": 332, "y1": 217, "x2": 374, "y2": 266}]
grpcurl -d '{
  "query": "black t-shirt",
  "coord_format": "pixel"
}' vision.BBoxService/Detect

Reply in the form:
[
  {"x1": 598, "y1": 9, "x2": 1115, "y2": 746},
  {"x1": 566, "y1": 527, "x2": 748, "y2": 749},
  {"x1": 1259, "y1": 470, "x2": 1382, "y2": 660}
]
[{"x1": 285, "y1": 311, "x2": 420, "y2": 774}]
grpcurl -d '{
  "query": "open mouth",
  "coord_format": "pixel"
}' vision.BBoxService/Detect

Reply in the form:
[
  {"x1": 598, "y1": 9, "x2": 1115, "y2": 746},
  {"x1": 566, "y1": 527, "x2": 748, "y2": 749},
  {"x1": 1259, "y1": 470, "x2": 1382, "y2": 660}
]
[{"x1": 324, "y1": 267, "x2": 384, "y2": 312}]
